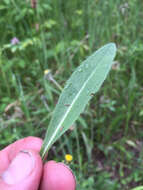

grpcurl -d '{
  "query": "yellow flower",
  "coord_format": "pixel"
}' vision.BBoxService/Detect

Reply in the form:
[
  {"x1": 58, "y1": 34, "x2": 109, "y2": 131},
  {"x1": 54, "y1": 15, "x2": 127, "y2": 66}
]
[
  {"x1": 65, "y1": 154, "x2": 73, "y2": 162},
  {"x1": 44, "y1": 69, "x2": 50, "y2": 75}
]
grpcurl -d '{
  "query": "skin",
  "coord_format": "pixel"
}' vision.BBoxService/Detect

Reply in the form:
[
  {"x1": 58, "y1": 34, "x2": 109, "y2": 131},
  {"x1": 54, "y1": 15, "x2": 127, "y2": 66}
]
[{"x1": 0, "y1": 136, "x2": 76, "y2": 190}]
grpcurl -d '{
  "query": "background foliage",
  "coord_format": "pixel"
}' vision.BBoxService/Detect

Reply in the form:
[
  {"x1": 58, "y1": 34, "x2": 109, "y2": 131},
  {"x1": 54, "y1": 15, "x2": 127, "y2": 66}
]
[{"x1": 0, "y1": 0, "x2": 143, "y2": 189}]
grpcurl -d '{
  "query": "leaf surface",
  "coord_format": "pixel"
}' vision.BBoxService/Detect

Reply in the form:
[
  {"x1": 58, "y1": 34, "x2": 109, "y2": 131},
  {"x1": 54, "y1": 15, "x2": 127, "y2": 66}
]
[{"x1": 40, "y1": 43, "x2": 116, "y2": 159}]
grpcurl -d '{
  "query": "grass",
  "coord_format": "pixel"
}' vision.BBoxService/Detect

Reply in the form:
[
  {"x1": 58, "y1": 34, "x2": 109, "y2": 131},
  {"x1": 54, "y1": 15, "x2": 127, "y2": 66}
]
[{"x1": 0, "y1": 0, "x2": 143, "y2": 189}]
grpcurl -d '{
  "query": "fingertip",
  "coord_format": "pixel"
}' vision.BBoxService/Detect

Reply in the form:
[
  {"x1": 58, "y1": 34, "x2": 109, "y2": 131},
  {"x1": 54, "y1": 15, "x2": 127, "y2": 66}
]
[
  {"x1": 40, "y1": 160, "x2": 76, "y2": 190},
  {"x1": 18, "y1": 136, "x2": 43, "y2": 152},
  {"x1": 3, "y1": 136, "x2": 43, "y2": 162}
]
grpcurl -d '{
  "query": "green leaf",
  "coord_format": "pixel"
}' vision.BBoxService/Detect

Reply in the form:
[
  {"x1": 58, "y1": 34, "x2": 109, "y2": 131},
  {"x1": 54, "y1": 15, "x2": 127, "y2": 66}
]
[
  {"x1": 130, "y1": 186, "x2": 143, "y2": 190},
  {"x1": 0, "y1": 5, "x2": 7, "y2": 10},
  {"x1": 40, "y1": 43, "x2": 116, "y2": 159}
]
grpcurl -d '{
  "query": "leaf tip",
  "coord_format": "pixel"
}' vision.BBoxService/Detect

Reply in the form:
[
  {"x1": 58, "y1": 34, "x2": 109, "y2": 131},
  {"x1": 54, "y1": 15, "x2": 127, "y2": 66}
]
[{"x1": 108, "y1": 42, "x2": 116, "y2": 53}]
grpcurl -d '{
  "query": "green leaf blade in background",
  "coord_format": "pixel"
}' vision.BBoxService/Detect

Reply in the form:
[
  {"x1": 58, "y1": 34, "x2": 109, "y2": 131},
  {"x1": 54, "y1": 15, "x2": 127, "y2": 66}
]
[
  {"x1": 130, "y1": 186, "x2": 143, "y2": 190},
  {"x1": 40, "y1": 43, "x2": 116, "y2": 159}
]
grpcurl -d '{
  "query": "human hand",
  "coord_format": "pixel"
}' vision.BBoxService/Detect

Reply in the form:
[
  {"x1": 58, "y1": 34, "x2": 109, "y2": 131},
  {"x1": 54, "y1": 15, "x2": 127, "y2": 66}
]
[{"x1": 0, "y1": 136, "x2": 76, "y2": 190}]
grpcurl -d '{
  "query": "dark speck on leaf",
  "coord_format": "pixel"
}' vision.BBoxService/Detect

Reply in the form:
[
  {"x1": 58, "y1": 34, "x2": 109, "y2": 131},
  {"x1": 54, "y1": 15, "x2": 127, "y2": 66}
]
[
  {"x1": 60, "y1": 126, "x2": 64, "y2": 131},
  {"x1": 90, "y1": 93, "x2": 95, "y2": 96},
  {"x1": 64, "y1": 104, "x2": 70, "y2": 107}
]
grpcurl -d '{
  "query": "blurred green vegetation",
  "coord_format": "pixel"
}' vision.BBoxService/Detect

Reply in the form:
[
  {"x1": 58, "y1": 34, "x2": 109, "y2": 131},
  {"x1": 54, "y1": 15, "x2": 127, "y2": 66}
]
[{"x1": 0, "y1": 0, "x2": 143, "y2": 189}]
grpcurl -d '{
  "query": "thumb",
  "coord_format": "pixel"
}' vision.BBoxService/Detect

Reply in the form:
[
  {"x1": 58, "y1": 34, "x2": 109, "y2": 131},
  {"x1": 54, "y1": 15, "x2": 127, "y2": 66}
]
[{"x1": 0, "y1": 150, "x2": 43, "y2": 190}]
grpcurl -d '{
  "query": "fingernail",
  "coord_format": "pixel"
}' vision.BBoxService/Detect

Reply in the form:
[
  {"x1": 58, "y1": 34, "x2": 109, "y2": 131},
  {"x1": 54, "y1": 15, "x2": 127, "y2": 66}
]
[{"x1": 1, "y1": 150, "x2": 35, "y2": 185}]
